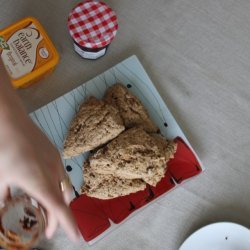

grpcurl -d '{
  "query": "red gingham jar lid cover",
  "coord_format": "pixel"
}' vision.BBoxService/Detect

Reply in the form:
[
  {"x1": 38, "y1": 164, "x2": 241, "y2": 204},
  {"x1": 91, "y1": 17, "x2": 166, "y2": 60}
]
[{"x1": 68, "y1": 1, "x2": 118, "y2": 49}]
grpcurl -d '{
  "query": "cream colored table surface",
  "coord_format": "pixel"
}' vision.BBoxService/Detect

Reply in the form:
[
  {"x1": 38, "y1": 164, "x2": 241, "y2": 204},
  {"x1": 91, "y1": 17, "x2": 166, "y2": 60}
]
[{"x1": 1, "y1": 1, "x2": 250, "y2": 249}]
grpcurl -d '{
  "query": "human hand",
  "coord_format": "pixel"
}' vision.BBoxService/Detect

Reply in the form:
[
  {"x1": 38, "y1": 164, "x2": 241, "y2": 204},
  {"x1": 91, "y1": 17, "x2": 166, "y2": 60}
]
[{"x1": 0, "y1": 61, "x2": 80, "y2": 241}]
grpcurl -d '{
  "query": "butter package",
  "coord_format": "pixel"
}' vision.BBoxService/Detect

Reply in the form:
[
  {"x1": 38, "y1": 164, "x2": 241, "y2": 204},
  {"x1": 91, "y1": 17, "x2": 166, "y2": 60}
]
[{"x1": 0, "y1": 17, "x2": 59, "y2": 88}]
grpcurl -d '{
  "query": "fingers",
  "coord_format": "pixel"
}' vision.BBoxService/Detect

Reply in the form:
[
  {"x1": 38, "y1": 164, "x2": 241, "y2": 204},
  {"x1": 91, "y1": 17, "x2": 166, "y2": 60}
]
[
  {"x1": 53, "y1": 159, "x2": 79, "y2": 239},
  {"x1": 22, "y1": 182, "x2": 79, "y2": 242},
  {"x1": 54, "y1": 203, "x2": 80, "y2": 242},
  {"x1": 45, "y1": 210, "x2": 58, "y2": 239},
  {"x1": 53, "y1": 154, "x2": 74, "y2": 205},
  {"x1": 62, "y1": 185, "x2": 74, "y2": 206},
  {"x1": 15, "y1": 149, "x2": 78, "y2": 241}
]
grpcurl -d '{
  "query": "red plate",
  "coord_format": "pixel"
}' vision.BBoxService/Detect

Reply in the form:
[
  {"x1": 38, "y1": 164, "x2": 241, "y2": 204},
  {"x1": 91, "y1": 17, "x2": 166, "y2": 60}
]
[
  {"x1": 70, "y1": 137, "x2": 202, "y2": 241},
  {"x1": 70, "y1": 195, "x2": 110, "y2": 241},
  {"x1": 167, "y1": 137, "x2": 202, "y2": 184}
]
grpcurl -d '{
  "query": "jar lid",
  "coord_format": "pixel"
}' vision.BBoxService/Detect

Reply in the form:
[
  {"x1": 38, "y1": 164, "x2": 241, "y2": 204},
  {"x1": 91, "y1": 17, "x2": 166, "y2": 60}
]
[{"x1": 68, "y1": 1, "x2": 118, "y2": 49}]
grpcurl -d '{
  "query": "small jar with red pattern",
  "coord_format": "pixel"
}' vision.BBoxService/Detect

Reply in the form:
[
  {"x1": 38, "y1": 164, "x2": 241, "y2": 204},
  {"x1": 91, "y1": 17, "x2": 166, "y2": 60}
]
[{"x1": 68, "y1": 1, "x2": 118, "y2": 60}]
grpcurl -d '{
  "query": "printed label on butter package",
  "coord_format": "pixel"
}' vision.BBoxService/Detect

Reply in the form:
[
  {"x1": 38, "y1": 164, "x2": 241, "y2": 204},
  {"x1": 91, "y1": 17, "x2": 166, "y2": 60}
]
[
  {"x1": 0, "y1": 36, "x2": 10, "y2": 50},
  {"x1": 1, "y1": 23, "x2": 49, "y2": 79}
]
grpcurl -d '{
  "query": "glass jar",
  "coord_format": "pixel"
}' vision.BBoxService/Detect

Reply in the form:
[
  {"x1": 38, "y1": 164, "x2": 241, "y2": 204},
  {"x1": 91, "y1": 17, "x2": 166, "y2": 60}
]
[
  {"x1": 68, "y1": 1, "x2": 118, "y2": 60},
  {"x1": 0, "y1": 194, "x2": 46, "y2": 250}
]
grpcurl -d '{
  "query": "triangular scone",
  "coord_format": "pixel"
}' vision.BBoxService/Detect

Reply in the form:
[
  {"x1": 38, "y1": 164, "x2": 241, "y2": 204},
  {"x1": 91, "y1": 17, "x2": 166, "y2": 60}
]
[
  {"x1": 104, "y1": 83, "x2": 158, "y2": 133},
  {"x1": 89, "y1": 127, "x2": 177, "y2": 186},
  {"x1": 81, "y1": 162, "x2": 147, "y2": 200},
  {"x1": 63, "y1": 96, "x2": 125, "y2": 158}
]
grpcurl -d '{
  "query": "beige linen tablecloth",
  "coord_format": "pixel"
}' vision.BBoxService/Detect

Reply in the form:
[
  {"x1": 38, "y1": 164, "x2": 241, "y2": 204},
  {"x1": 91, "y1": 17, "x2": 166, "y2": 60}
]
[{"x1": 1, "y1": 0, "x2": 250, "y2": 249}]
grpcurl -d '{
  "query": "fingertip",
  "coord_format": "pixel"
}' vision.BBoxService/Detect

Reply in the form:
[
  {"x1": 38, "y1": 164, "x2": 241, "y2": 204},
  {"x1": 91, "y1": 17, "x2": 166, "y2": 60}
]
[
  {"x1": 56, "y1": 205, "x2": 80, "y2": 242},
  {"x1": 45, "y1": 212, "x2": 58, "y2": 239},
  {"x1": 45, "y1": 225, "x2": 57, "y2": 239},
  {"x1": 45, "y1": 229, "x2": 53, "y2": 239},
  {"x1": 69, "y1": 228, "x2": 81, "y2": 242},
  {"x1": 63, "y1": 187, "x2": 74, "y2": 206}
]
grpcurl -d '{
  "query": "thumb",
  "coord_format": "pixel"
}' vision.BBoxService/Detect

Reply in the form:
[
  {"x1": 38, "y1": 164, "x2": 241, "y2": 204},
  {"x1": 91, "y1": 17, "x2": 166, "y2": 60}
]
[
  {"x1": 20, "y1": 180, "x2": 79, "y2": 242},
  {"x1": 0, "y1": 184, "x2": 10, "y2": 206}
]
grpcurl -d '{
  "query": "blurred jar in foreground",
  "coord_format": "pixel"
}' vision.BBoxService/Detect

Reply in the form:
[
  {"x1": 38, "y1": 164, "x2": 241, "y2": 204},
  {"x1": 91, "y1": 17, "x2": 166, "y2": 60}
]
[
  {"x1": 0, "y1": 17, "x2": 59, "y2": 88},
  {"x1": 68, "y1": 1, "x2": 118, "y2": 60},
  {"x1": 0, "y1": 193, "x2": 46, "y2": 250}
]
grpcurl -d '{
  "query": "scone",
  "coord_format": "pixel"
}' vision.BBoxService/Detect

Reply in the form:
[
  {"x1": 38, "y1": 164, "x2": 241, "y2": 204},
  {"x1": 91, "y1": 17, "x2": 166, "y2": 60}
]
[
  {"x1": 151, "y1": 134, "x2": 177, "y2": 160},
  {"x1": 104, "y1": 83, "x2": 158, "y2": 133},
  {"x1": 89, "y1": 127, "x2": 177, "y2": 186},
  {"x1": 81, "y1": 162, "x2": 147, "y2": 199},
  {"x1": 63, "y1": 96, "x2": 125, "y2": 158}
]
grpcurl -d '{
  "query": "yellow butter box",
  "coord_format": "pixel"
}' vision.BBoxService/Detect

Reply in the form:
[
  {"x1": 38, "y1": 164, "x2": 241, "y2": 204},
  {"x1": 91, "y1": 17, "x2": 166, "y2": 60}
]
[{"x1": 0, "y1": 17, "x2": 59, "y2": 88}]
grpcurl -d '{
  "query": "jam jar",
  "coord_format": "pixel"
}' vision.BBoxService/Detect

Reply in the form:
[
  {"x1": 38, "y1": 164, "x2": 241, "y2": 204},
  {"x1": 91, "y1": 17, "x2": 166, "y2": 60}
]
[{"x1": 68, "y1": 1, "x2": 118, "y2": 60}]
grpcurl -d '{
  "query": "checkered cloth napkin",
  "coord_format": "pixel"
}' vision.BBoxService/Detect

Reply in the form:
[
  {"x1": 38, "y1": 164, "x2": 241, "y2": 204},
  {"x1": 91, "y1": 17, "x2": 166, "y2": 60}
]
[{"x1": 68, "y1": 1, "x2": 118, "y2": 49}]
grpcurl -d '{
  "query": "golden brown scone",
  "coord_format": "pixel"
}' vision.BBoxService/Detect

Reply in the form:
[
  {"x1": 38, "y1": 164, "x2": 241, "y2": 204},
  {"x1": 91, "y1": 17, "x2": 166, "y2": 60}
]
[
  {"x1": 151, "y1": 134, "x2": 177, "y2": 161},
  {"x1": 63, "y1": 96, "x2": 125, "y2": 158},
  {"x1": 104, "y1": 83, "x2": 158, "y2": 133},
  {"x1": 81, "y1": 162, "x2": 147, "y2": 199},
  {"x1": 89, "y1": 127, "x2": 177, "y2": 186}
]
